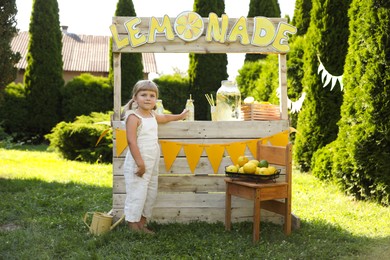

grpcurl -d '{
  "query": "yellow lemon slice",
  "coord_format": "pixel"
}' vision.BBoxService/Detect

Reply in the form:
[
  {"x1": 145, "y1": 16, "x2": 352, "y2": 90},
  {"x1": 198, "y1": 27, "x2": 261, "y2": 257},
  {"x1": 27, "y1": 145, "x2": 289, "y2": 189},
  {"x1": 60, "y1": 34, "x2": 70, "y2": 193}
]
[{"x1": 174, "y1": 11, "x2": 204, "y2": 42}]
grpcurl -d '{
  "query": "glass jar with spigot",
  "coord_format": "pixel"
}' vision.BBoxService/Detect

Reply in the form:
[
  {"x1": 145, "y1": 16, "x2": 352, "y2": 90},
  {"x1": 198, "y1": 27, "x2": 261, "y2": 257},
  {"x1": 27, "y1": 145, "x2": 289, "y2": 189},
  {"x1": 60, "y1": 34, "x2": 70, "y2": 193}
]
[{"x1": 216, "y1": 80, "x2": 241, "y2": 121}]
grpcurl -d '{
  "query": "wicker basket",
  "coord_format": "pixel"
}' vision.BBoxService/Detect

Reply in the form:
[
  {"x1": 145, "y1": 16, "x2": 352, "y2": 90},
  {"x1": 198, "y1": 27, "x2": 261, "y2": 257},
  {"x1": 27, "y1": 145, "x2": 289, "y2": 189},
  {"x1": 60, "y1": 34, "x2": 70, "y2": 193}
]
[{"x1": 241, "y1": 103, "x2": 281, "y2": 121}]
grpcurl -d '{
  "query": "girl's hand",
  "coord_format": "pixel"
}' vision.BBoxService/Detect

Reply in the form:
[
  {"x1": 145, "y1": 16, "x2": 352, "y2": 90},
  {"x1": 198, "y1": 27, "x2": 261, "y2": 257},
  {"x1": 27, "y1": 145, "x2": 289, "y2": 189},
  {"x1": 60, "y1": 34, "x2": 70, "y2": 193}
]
[
  {"x1": 136, "y1": 164, "x2": 146, "y2": 177},
  {"x1": 180, "y1": 109, "x2": 189, "y2": 119}
]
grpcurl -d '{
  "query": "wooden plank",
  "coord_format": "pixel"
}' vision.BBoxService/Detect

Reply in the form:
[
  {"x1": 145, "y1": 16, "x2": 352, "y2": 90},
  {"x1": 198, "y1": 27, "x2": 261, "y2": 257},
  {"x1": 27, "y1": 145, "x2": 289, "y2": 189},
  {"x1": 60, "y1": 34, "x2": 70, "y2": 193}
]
[
  {"x1": 113, "y1": 157, "x2": 287, "y2": 178},
  {"x1": 279, "y1": 54, "x2": 288, "y2": 120},
  {"x1": 114, "y1": 192, "x2": 231, "y2": 209},
  {"x1": 112, "y1": 207, "x2": 284, "y2": 224},
  {"x1": 112, "y1": 120, "x2": 289, "y2": 139},
  {"x1": 113, "y1": 53, "x2": 121, "y2": 121},
  {"x1": 113, "y1": 175, "x2": 227, "y2": 193},
  {"x1": 114, "y1": 41, "x2": 282, "y2": 54}
]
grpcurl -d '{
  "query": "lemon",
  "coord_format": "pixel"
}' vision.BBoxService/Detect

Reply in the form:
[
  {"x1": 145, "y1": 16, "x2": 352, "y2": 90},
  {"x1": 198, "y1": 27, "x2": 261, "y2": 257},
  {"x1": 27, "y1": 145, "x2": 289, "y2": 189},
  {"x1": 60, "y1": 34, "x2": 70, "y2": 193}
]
[
  {"x1": 174, "y1": 11, "x2": 204, "y2": 42},
  {"x1": 255, "y1": 167, "x2": 261, "y2": 175},
  {"x1": 238, "y1": 167, "x2": 245, "y2": 174},
  {"x1": 226, "y1": 165, "x2": 238, "y2": 173},
  {"x1": 248, "y1": 159, "x2": 259, "y2": 166},
  {"x1": 237, "y1": 156, "x2": 249, "y2": 167},
  {"x1": 259, "y1": 167, "x2": 268, "y2": 175},
  {"x1": 268, "y1": 166, "x2": 277, "y2": 175},
  {"x1": 243, "y1": 162, "x2": 257, "y2": 174}
]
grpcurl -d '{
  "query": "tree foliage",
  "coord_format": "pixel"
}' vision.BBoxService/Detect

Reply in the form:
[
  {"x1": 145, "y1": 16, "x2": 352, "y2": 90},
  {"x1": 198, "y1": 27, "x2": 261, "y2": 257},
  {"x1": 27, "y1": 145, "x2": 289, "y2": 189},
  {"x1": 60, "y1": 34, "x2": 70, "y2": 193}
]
[
  {"x1": 293, "y1": 0, "x2": 351, "y2": 172},
  {"x1": 291, "y1": 0, "x2": 312, "y2": 36},
  {"x1": 153, "y1": 73, "x2": 189, "y2": 114},
  {"x1": 188, "y1": 0, "x2": 228, "y2": 120},
  {"x1": 0, "y1": 82, "x2": 29, "y2": 137},
  {"x1": 61, "y1": 74, "x2": 113, "y2": 122},
  {"x1": 237, "y1": 56, "x2": 279, "y2": 103},
  {"x1": 0, "y1": 0, "x2": 20, "y2": 90},
  {"x1": 112, "y1": 0, "x2": 144, "y2": 105},
  {"x1": 24, "y1": 0, "x2": 64, "y2": 138},
  {"x1": 329, "y1": 0, "x2": 390, "y2": 205},
  {"x1": 245, "y1": 0, "x2": 281, "y2": 62}
]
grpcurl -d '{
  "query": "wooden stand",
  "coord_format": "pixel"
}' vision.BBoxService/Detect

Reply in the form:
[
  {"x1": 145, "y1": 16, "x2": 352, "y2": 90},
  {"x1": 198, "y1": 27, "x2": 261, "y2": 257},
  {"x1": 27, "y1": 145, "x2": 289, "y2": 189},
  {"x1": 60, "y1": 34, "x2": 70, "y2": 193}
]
[
  {"x1": 110, "y1": 15, "x2": 295, "y2": 226},
  {"x1": 225, "y1": 143, "x2": 292, "y2": 243}
]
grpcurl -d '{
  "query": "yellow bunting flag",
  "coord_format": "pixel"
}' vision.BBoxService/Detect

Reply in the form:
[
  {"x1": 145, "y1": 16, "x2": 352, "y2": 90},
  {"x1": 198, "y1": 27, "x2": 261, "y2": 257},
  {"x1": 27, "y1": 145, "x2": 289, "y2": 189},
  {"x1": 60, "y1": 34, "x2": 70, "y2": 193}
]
[
  {"x1": 160, "y1": 140, "x2": 182, "y2": 172},
  {"x1": 204, "y1": 144, "x2": 226, "y2": 174},
  {"x1": 289, "y1": 127, "x2": 297, "y2": 133},
  {"x1": 246, "y1": 139, "x2": 259, "y2": 159},
  {"x1": 183, "y1": 144, "x2": 204, "y2": 173},
  {"x1": 96, "y1": 128, "x2": 110, "y2": 147},
  {"x1": 115, "y1": 129, "x2": 128, "y2": 156},
  {"x1": 262, "y1": 130, "x2": 289, "y2": 146},
  {"x1": 225, "y1": 141, "x2": 247, "y2": 165}
]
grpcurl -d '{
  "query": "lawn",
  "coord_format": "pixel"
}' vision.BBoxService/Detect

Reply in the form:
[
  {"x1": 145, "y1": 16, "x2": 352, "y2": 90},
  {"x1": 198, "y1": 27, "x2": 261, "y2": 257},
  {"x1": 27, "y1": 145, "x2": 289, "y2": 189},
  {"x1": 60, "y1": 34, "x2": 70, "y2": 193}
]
[{"x1": 0, "y1": 146, "x2": 389, "y2": 259}]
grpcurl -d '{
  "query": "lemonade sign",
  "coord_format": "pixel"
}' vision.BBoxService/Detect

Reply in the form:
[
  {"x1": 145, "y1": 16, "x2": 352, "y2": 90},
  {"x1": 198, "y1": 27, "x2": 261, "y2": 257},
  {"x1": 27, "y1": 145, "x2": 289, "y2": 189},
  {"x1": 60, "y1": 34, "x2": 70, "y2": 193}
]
[{"x1": 110, "y1": 11, "x2": 297, "y2": 53}]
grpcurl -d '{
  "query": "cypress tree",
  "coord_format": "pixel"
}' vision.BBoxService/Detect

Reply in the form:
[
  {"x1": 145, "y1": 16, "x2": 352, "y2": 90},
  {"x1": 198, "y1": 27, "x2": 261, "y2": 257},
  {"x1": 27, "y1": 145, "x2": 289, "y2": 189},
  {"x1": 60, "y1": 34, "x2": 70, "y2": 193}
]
[
  {"x1": 0, "y1": 0, "x2": 20, "y2": 90},
  {"x1": 287, "y1": 0, "x2": 313, "y2": 135},
  {"x1": 331, "y1": 0, "x2": 390, "y2": 205},
  {"x1": 245, "y1": 0, "x2": 281, "y2": 62},
  {"x1": 112, "y1": 0, "x2": 144, "y2": 105},
  {"x1": 24, "y1": 0, "x2": 64, "y2": 137},
  {"x1": 188, "y1": 0, "x2": 228, "y2": 120},
  {"x1": 293, "y1": 0, "x2": 351, "y2": 172},
  {"x1": 291, "y1": 0, "x2": 312, "y2": 37}
]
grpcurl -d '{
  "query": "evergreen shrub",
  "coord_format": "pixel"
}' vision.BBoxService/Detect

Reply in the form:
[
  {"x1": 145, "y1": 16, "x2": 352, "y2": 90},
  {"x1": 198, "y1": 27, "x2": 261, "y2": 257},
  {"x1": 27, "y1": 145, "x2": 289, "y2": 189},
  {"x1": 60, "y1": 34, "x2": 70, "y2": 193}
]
[
  {"x1": 237, "y1": 61, "x2": 263, "y2": 99},
  {"x1": 0, "y1": 83, "x2": 29, "y2": 137},
  {"x1": 153, "y1": 74, "x2": 189, "y2": 114},
  {"x1": 62, "y1": 74, "x2": 113, "y2": 122},
  {"x1": 237, "y1": 55, "x2": 279, "y2": 104},
  {"x1": 45, "y1": 112, "x2": 113, "y2": 163},
  {"x1": 328, "y1": 0, "x2": 389, "y2": 205},
  {"x1": 311, "y1": 142, "x2": 336, "y2": 181}
]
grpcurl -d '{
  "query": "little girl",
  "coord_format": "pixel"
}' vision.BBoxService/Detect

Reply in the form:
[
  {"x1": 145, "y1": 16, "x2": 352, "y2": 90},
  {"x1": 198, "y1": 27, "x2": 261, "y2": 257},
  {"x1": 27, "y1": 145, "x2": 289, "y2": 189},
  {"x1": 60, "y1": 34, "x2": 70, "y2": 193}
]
[{"x1": 121, "y1": 80, "x2": 188, "y2": 234}]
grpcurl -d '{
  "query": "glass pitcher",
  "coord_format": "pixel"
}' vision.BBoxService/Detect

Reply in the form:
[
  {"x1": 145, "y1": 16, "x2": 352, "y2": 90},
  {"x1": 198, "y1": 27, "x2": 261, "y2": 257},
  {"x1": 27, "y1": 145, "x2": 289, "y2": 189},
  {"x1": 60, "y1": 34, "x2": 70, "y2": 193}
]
[{"x1": 216, "y1": 80, "x2": 241, "y2": 121}]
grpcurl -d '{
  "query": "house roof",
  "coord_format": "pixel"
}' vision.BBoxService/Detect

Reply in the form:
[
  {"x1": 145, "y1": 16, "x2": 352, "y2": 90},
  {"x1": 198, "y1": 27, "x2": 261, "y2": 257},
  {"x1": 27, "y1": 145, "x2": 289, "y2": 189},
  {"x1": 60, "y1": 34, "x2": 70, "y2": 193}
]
[{"x1": 11, "y1": 31, "x2": 157, "y2": 74}]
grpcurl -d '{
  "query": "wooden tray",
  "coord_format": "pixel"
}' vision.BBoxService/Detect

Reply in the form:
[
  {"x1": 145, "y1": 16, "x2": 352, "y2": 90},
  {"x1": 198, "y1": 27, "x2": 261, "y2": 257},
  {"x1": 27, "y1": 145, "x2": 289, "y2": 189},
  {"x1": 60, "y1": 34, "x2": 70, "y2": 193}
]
[{"x1": 241, "y1": 103, "x2": 281, "y2": 121}]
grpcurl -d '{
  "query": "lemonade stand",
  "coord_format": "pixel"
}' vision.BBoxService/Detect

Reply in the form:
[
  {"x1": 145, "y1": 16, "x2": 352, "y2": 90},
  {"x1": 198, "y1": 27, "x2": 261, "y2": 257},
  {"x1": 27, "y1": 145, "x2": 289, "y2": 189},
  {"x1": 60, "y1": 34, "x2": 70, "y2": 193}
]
[{"x1": 109, "y1": 12, "x2": 297, "y2": 226}]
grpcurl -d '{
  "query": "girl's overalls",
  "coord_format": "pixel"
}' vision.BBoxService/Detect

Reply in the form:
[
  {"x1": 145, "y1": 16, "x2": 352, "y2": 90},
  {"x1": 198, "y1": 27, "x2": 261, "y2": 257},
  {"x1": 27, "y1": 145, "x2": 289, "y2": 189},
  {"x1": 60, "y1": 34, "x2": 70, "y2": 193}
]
[{"x1": 123, "y1": 111, "x2": 160, "y2": 222}]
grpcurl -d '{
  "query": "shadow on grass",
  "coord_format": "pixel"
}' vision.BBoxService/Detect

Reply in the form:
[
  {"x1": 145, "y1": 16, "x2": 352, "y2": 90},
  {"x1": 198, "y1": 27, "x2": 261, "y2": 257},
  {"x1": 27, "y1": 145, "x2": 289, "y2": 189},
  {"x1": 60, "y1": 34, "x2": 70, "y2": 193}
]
[{"x1": 0, "y1": 178, "x2": 388, "y2": 259}]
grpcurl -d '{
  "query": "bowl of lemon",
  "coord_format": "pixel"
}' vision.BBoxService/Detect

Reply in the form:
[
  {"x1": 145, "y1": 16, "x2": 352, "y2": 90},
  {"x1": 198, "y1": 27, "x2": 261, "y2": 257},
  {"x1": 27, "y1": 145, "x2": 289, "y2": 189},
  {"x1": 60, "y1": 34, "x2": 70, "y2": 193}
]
[{"x1": 225, "y1": 156, "x2": 280, "y2": 182}]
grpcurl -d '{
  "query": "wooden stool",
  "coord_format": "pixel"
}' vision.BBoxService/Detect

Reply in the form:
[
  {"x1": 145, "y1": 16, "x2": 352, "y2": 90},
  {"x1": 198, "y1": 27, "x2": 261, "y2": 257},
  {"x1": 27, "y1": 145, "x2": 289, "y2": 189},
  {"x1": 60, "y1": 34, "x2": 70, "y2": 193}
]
[{"x1": 225, "y1": 143, "x2": 292, "y2": 243}]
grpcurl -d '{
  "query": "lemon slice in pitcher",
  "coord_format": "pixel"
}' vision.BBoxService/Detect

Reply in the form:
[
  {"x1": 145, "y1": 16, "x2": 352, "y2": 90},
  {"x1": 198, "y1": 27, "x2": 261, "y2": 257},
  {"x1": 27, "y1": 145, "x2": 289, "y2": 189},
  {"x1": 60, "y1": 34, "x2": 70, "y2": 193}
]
[{"x1": 174, "y1": 11, "x2": 204, "y2": 42}]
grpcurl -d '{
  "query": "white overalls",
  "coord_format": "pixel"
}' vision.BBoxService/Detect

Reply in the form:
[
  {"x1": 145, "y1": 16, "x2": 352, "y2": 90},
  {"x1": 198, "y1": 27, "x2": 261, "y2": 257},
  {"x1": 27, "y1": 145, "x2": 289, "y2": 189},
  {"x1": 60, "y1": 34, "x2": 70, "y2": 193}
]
[{"x1": 123, "y1": 111, "x2": 160, "y2": 222}]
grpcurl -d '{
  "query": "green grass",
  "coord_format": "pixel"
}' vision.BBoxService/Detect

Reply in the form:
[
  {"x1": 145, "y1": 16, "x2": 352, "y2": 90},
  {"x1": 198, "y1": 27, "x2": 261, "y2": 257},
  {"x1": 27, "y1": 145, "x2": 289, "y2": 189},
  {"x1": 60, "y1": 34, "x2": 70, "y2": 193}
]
[{"x1": 1, "y1": 146, "x2": 389, "y2": 259}]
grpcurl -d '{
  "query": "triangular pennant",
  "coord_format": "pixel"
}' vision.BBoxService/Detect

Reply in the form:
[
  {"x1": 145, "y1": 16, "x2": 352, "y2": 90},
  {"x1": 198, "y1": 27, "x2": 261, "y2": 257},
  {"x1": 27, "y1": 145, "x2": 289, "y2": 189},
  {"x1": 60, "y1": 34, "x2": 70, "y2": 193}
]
[
  {"x1": 338, "y1": 76, "x2": 344, "y2": 91},
  {"x1": 115, "y1": 129, "x2": 128, "y2": 156},
  {"x1": 321, "y1": 69, "x2": 328, "y2": 83},
  {"x1": 246, "y1": 139, "x2": 259, "y2": 159},
  {"x1": 204, "y1": 144, "x2": 226, "y2": 174},
  {"x1": 183, "y1": 144, "x2": 204, "y2": 173},
  {"x1": 160, "y1": 140, "x2": 182, "y2": 172},
  {"x1": 267, "y1": 130, "x2": 289, "y2": 146},
  {"x1": 96, "y1": 128, "x2": 110, "y2": 147},
  {"x1": 330, "y1": 76, "x2": 338, "y2": 91},
  {"x1": 225, "y1": 141, "x2": 247, "y2": 165},
  {"x1": 289, "y1": 127, "x2": 298, "y2": 133},
  {"x1": 317, "y1": 62, "x2": 324, "y2": 74},
  {"x1": 324, "y1": 73, "x2": 332, "y2": 88}
]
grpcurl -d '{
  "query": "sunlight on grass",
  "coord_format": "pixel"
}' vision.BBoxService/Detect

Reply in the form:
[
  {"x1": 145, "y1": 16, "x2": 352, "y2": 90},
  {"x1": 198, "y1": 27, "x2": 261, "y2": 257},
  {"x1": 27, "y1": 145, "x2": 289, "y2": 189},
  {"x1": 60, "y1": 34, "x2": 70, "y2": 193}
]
[
  {"x1": 0, "y1": 148, "x2": 112, "y2": 187},
  {"x1": 292, "y1": 170, "x2": 390, "y2": 238},
  {"x1": 1, "y1": 147, "x2": 390, "y2": 259}
]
